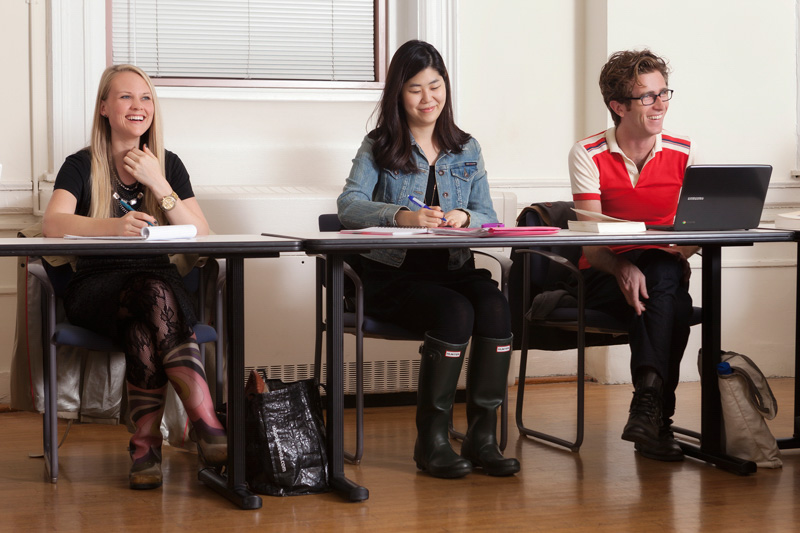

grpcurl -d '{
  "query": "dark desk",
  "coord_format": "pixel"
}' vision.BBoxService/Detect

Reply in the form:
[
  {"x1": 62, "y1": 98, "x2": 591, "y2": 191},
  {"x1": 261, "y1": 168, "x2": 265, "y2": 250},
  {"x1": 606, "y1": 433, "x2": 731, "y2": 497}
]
[
  {"x1": 3, "y1": 235, "x2": 302, "y2": 510},
  {"x1": 272, "y1": 228, "x2": 798, "y2": 480}
]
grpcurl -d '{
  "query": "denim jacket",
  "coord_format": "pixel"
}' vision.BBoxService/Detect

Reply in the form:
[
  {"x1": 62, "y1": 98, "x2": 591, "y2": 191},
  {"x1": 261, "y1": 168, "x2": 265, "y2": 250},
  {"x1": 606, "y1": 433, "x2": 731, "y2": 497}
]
[{"x1": 337, "y1": 133, "x2": 498, "y2": 268}]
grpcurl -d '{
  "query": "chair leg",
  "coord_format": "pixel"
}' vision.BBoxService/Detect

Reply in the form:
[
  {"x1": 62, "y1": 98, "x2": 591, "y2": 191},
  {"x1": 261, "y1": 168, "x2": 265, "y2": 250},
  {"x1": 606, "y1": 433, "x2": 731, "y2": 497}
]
[
  {"x1": 344, "y1": 327, "x2": 364, "y2": 464},
  {"x1": 515, "y1": 323, "x2": 584, "y2": 452},
  {"x1": 43, "y1": 339, "x2": 59, "y2": 483},
  {"x1": 215, "y1": 263, "x2": 226, "y2": 413}
]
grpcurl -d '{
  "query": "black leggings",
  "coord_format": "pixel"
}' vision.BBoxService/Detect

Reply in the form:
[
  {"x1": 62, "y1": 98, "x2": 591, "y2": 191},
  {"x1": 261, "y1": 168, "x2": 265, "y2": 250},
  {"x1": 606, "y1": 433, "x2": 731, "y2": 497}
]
[
  {"x1": 119, "y1": 276, "x2": 194, "y2": 389},
  {"x1": 64, "y1": 256, "x2": 196, "y2": 390},
  {"x1": 361, "y1": 257, "x2": 512, "y2": 345}
]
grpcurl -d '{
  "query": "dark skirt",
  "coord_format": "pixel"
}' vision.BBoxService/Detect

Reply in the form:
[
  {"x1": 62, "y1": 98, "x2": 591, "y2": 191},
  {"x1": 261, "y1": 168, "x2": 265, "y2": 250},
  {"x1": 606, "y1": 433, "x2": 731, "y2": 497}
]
[{"x1": 64, "y1": 254, "x2": 197, "y2": 342}]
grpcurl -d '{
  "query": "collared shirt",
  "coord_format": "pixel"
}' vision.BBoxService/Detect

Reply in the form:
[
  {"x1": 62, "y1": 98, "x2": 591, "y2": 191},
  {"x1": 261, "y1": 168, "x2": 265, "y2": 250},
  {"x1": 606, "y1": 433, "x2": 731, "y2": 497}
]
[
  {"x1": 337, "y1": 132, "x2": 498, "y2": 268},
  {"x1": 568, "y1": 127, "x2": 693, "y2": 267}
]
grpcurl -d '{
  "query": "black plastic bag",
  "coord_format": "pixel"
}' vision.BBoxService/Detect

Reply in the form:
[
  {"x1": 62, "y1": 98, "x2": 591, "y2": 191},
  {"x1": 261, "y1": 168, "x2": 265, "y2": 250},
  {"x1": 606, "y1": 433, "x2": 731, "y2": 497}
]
[{"x1": 244, "y1": 370, "x2": 329, "y2": 496}]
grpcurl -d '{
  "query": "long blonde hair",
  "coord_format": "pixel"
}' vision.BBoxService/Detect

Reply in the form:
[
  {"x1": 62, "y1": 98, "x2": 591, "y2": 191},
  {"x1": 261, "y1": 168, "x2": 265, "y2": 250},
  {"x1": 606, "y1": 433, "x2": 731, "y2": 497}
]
[{"x1": 89, "y1": 64, "x2": 167, "y2": 224}]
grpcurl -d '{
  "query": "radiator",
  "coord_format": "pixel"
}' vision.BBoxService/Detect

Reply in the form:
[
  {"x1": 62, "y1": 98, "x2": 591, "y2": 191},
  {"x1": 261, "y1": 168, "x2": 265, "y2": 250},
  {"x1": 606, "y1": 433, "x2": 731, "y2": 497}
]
[{"x1": 196, "y1": 186, "x2": 518, "y2": 394}]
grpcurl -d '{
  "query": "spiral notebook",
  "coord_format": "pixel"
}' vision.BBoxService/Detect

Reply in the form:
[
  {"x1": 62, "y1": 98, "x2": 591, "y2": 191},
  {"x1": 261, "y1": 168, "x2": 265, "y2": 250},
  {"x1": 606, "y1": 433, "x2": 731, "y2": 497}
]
[{"x1": 64, "y1": 224, "x2": 198, "y2": 241}]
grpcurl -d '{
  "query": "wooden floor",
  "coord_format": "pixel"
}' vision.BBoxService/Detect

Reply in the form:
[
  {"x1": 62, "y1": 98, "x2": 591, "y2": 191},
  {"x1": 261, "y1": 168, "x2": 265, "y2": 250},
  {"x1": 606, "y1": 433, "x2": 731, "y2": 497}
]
[{"x1": 2, "y1": 379, "x2": 799, "y2": 532}]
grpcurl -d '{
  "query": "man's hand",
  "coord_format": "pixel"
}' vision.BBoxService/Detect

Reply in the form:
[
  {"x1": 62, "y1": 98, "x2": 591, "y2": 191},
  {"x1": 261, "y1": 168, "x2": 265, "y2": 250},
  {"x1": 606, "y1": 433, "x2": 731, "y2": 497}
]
[{"x1": 613, "y1": 259, "x2": 648, "y2": 315}]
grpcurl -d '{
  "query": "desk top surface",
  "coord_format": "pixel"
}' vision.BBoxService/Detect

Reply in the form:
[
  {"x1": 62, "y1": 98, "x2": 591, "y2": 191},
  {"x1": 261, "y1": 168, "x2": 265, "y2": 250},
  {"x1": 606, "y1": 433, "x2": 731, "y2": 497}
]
[
  {"x1": 0, "y1": 234, "x2": 302, "y2": 257},
  {"x1": 263, "y1": 228, "x2": 797, "y2": 252},
  {"x1": 2, "y1": 229, "x2": 794, "y2": 257}
]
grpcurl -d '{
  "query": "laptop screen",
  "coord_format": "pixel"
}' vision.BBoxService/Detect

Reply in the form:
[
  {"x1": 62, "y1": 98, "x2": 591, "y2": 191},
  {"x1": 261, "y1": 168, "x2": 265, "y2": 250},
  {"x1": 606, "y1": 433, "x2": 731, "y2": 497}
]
[{"x1": 667, "y1": 165, "x2": 772, "y2": 231}]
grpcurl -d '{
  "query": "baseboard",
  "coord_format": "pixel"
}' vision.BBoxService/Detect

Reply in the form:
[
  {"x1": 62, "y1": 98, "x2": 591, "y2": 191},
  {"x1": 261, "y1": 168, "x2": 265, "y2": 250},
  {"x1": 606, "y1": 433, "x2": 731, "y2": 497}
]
[
  {"x1": 335, "y1": 389, "x2": 467, "y2": 409},
  {"x1": 0, "y1": 371, "x2": 9, "y2": 406}
]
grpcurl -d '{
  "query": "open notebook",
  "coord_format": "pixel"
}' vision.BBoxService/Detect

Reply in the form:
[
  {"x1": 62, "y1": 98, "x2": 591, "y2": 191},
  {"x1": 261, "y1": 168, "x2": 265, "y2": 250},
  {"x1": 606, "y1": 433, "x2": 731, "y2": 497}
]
[{"x1": 340, "y1": 226, "x2": 559, "y2": 236}]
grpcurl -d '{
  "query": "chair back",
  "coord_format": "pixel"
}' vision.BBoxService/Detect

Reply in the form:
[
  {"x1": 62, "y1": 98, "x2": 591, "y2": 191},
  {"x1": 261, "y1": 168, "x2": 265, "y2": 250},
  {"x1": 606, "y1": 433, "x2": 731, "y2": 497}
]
[
  {"x1": 317, "y1": 214, "x2": 360, "y2": 309},
  {"x1": 509, "y1": 201, "x2": 631, "y2": 350},
  {"x1": 509, "y1": 201, "x2": 578, "y2": 345},
  {"x1": 42, "y1": 261, "x2": 74, "y2": 299},
  {"x1": 319, "y1": 213, "x2": 343, "y2": 232}
]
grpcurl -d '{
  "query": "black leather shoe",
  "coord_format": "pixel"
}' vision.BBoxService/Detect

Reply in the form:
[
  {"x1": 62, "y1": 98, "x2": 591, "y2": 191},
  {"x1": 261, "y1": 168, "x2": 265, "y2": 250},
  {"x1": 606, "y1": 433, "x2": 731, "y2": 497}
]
[
  {"x1": 621, "y1": 370, "x2": 663, "y2": 448},
  {"x1": 634, "y1": 427, "x2": 684, "y2": 462}
]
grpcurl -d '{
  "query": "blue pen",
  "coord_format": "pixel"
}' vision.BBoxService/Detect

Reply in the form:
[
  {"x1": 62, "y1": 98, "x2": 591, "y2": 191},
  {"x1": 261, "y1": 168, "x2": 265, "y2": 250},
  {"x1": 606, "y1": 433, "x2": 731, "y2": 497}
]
[
  {"x1": 119, "y1": 198, "x2": 155, "y2": 226},
  {"x1": 408, "y1": 195, "x2": 447, "y2": 223}
]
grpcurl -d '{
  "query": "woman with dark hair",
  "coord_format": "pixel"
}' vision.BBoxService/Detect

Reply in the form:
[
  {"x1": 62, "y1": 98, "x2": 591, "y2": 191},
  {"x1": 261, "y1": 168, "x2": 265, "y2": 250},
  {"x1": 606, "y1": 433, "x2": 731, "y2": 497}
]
[
  {"x1": 43, "y1": 64, "x2": 225, "y2": 490},
  {"x1": 337, "y1": 40, "x2": 519, "y2": 479}
]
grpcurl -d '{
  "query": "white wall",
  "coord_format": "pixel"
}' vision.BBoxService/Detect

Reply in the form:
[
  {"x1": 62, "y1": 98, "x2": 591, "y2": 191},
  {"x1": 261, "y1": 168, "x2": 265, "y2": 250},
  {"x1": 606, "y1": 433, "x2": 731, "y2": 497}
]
[{"x1": 0, "y1": 0, "x2": 798, "y2": 400}]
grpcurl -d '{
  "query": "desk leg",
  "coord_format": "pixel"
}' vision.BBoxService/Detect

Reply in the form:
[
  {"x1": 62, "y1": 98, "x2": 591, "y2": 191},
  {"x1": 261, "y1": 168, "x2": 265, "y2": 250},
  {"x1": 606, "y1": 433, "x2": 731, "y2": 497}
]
[
  {"x1": 777, "y1": 244, "x2": 800, "y2": 449},
  {"x1": 679, "y1": 244, "x2": 756, "y2": 474},
  {"x1": 198, "y1": 256, "x2": 263, "y2": 509},
  {"x1": 325, "y1": 254, "x2": 369, "y2": 502}
]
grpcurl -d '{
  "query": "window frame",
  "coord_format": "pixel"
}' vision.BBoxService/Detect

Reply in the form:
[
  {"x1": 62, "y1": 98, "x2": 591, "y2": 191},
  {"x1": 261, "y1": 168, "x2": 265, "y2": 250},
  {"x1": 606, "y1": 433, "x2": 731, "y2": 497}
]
[
  {"x1": 45, "y1": 0, "x2": 457, "y2": 178},
  {"x1": 105, "y1": 0, "x2": 388, "y2": 90}
]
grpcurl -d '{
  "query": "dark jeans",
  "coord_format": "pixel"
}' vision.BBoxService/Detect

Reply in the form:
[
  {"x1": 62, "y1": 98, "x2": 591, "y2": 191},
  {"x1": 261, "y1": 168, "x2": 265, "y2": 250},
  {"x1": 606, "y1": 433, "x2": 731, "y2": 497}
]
[{"x1": 582, "y1": 248, "x2": 693, "y2": 418}]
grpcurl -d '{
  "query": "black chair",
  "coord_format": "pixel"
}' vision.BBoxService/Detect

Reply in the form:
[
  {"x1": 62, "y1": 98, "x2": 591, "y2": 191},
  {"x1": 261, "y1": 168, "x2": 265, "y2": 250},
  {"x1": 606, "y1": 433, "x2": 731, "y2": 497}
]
[
  {"x1": 510, "y1": 201, "x2": 701, "y2": 452},
  {"x1": 314, "y1": 214, "x2": 510, "y2": 464},
  {"x1": 27, "y1": 256, "x2": 226, "y2": 483}
]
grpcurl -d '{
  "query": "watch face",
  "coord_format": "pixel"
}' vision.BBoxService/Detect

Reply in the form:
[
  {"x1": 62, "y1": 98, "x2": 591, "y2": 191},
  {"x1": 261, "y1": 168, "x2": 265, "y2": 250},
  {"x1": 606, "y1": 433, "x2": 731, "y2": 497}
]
[{"x1": 162, "y1": 193, "x2": 177, "y2": 210}]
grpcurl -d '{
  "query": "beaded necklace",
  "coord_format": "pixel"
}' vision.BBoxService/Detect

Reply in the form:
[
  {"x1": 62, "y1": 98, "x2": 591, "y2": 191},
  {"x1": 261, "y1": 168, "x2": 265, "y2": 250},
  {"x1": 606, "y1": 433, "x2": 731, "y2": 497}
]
[{"x1": 110, "y1": 163, "x2": 143, "y2": 215}]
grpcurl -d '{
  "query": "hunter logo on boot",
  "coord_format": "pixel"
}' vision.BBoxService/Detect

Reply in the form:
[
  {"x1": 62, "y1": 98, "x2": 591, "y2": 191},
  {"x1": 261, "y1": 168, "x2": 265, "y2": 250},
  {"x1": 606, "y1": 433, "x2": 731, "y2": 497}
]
[
  {"x1": 497, "y1": 345, "x2": 511, "y2": 353},
  {"x1": 445, "y1": 350, "x2": 462, "y2": 358}
]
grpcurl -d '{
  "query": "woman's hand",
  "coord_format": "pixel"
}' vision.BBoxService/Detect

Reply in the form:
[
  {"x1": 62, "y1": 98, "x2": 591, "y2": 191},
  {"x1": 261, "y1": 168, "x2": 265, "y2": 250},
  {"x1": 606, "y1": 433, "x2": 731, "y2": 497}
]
[
  {"x1": 395, "y1": 206, "x2": 447, "y2": 227},
  {"x1": 122, "y1": 144, "x2": 171, "y2": 197},
  {"x1": 443, "y1": 209, "x2": 470, "y2": 228},
  {"x1": 116, "y1": 211, "x2": 157, "y2": 236}
]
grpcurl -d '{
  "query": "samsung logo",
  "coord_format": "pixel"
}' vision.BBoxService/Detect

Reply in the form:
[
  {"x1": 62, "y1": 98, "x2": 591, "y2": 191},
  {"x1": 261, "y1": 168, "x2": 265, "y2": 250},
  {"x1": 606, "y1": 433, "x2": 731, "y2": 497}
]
[{"x1": 687, "y1": 196, "x2": 704, "y2": 201}]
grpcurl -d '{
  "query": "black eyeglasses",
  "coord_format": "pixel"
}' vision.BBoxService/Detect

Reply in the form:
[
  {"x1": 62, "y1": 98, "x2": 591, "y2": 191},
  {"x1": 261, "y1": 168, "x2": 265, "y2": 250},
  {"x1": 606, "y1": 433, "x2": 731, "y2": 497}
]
[{"x1": 621, "y1": 89, "x2": 674, "y2": 106}]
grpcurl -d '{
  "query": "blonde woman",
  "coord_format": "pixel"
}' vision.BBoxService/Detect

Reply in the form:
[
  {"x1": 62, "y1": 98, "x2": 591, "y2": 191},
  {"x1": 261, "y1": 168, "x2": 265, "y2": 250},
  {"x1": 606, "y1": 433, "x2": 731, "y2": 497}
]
[{"x1": 43, "y1": 64, "x2": 224, "y2": 490}]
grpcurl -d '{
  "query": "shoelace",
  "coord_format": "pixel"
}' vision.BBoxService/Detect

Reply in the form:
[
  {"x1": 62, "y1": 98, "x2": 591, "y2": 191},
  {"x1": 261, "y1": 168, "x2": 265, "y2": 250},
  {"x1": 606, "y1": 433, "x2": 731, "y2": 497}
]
[{"x1": 630, "y1": 388, "x2": 661, "y2": 420}]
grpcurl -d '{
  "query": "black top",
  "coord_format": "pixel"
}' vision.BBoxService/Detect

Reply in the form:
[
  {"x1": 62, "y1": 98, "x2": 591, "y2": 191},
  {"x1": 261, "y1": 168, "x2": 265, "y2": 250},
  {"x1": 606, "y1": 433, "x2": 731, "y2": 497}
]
[
  {"x1": 401, "y1": 166, "x2": 448, "y2": 270},
  {"x1": 54, "y1": 148, "x2": 194, "y2": 216}
]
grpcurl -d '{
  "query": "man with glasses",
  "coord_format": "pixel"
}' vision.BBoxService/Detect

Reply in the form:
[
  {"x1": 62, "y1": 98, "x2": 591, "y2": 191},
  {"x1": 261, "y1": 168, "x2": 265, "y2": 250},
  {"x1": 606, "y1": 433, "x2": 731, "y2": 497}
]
[{"x1": 568, "y1": 49, "x2": 696, "y2": 462}]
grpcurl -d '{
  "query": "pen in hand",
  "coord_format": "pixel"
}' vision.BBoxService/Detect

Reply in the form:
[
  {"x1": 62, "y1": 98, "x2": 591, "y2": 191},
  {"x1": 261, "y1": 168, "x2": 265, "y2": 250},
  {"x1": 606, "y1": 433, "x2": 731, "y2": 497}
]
[
  {"x1": 408, "y1": 195, "x2": 447, "y2": 223},
  {"x1": 118, "y1": 198, "x2": 155, "y2": 226}
]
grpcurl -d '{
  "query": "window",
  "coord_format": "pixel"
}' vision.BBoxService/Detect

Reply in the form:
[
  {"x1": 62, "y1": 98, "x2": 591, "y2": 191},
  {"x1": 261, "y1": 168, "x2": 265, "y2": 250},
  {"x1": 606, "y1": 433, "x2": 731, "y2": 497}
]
[{"x1": 108, "y1": 0, "x2": 387, "y2": 88}]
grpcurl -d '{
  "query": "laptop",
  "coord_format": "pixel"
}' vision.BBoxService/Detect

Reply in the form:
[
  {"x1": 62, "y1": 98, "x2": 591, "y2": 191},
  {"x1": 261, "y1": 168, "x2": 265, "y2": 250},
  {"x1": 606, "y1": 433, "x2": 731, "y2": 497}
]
[{"x1": 648, "y1": 164, "x2": 772, "y2": 231}]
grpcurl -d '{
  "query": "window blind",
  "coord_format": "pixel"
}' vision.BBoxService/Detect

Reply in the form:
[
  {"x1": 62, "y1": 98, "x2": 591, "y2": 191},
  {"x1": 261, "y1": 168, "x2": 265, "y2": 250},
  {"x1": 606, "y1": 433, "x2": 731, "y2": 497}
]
[{"x1": 110, "y1": 0, "x2": 376, "y2": 82}]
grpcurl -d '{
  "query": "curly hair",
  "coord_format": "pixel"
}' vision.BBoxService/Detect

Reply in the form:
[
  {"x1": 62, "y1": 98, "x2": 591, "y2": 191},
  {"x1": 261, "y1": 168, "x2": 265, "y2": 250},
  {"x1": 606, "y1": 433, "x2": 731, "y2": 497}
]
[{"x1": 599, "y1": 49, "x2": 671, "y2": 126}]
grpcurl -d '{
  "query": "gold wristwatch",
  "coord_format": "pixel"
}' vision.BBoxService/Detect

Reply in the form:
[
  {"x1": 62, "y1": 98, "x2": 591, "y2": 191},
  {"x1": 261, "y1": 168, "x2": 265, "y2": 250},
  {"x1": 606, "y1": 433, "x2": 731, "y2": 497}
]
[{"x1": 160, "y1": 191, "x2": 178, "y2": 211}]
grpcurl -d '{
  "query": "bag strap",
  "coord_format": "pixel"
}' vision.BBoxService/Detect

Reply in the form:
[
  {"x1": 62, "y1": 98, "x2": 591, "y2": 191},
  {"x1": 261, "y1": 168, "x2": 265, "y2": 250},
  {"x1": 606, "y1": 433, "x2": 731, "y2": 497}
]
[{"x1": 721, "y1": 351, "x2": 778, "y2": 420}]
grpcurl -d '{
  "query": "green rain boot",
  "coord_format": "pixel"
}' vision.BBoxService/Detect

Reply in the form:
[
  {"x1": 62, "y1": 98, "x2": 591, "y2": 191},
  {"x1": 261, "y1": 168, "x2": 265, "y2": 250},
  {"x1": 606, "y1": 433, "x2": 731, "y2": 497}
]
[
  {"x1": 460, "y1": 335, "x2": 520, "y2": 476},
  {"x1": 413, "y1": 334, "x2": 473, "y2": 479}
]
